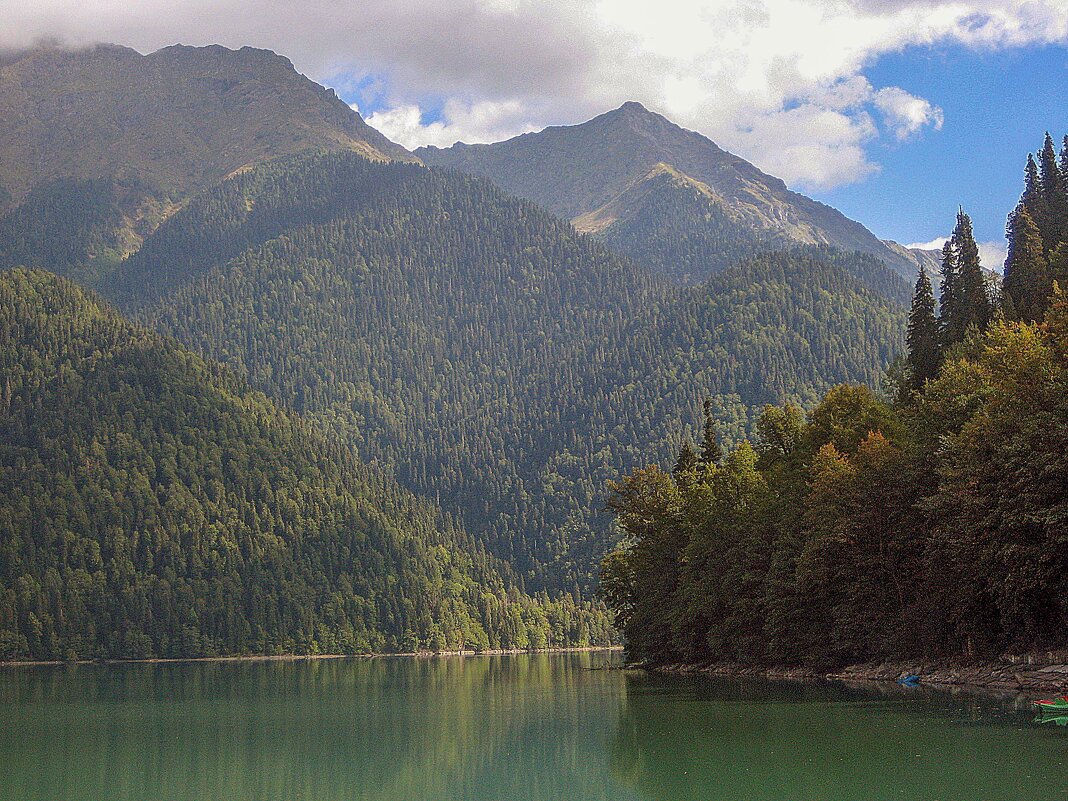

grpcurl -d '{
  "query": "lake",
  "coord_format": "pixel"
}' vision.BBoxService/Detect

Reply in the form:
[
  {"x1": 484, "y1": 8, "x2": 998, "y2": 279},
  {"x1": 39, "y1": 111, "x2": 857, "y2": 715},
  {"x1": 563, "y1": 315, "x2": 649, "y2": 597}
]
[{"x1": 1, "y1": 651, "x2": 1065, "y2": 800}]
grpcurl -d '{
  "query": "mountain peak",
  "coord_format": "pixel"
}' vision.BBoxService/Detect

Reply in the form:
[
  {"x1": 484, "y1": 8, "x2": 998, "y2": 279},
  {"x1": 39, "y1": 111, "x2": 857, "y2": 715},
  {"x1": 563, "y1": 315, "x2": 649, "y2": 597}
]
[
  {"x1": 0, "y1": 42, "x2": 413, "y2": 203},
  {"x1": 418, "y1": 104, "x2": 921, "y2": 283}
]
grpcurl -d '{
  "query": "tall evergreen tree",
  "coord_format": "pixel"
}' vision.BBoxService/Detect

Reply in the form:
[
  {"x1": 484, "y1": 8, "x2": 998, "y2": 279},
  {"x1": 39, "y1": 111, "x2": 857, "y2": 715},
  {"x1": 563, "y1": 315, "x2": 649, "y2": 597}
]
[
  {"x1": 1039, "y1": 133, "x2": 1068, "y2": 251},
  {"x1": 1003, "y1": 203, "x2": 1050, "y2": 322},
  {"x1": 906, "y1": 266, "x2": 940, "y2": 389},
  {"x1": 1060, "y1": 135, "x2": 1068, "y2": 191},
  {"x1": 948, "y1": 209, "x2": 992, "y2": 339},
  {"x1": 1048, "y1": 242, "x2": 1068, "y2": 289},
  {"x1": 699, "y1": 397, "x2": 723, "y2": 467},
  {"x1": 938, "y1": 239, "x2": 962, "y2": 345},
  {"x1": 1022, "y1": 153, "x2": 1049, "y2": 245},
  {"x1": 673, "y1": 437, "x2": 699, "y2": 489}
]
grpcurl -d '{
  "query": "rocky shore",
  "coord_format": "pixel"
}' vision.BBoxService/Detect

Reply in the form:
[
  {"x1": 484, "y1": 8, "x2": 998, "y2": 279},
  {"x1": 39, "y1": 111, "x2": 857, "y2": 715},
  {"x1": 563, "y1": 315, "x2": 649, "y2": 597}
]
[{"x1": 649, "y1": 652, "x2": 1068, "y2": 694}]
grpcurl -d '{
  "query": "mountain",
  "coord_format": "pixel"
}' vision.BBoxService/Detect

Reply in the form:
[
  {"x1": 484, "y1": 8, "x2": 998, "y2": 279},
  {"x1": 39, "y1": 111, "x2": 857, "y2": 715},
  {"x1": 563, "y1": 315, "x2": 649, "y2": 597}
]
[
  {"x1": 882, "y1": 239, "x2": 946, "y2": 283},
  {"x1": 0, "y1": 267, "x2": 609, "y2": 661},
  {"x1": 0, "y1": 43, "x2": 412, "y2": 282},
  {"x1": 0, "y1": 43, "x2": 410, "y2": 203},
  {"x1": 97, "y1": 150, "x2": 905, "y2": 593},
  {"x1": 0, "y1": 44, "x2": 912, "y2": 619},
  {"x1": 417, "y1": 102, "x2": 922, "y2": 284}
]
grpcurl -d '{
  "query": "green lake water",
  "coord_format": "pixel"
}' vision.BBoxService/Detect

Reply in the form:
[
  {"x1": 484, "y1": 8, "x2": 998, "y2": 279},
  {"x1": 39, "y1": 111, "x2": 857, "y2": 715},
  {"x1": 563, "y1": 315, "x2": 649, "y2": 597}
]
[{"x1": 1, "y1": 651, "x2": 1065, "y2": 800}]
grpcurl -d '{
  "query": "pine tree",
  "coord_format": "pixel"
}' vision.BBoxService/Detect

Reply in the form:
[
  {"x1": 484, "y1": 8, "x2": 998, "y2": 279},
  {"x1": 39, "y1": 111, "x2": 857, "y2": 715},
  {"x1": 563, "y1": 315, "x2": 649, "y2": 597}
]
[
  {"x1": 673, "y1": 437, "x2": 699, "y2": 490},
  {"x1": 1039, "y1": 133, "x2": 1068, "y2": 251},
  {"x1": 1022, "y1": 153, "x2": 1049, "y2": 245},
  {"x1": 949, "y1": 209, "x2": 992, "y2": 338},
  {"x1": 1003, "y1": 204, "x2": 1050, "y2": 322},
  {"x1": 1048, "y1": 242, "x2": 1068, "y2": 289},
  {"x1": 906, "y1": 266, "x2": 940, "y2": 389},
  {"x1": 698, "y1": 397, "x2": 723, "y2": 467},
  {"x1": 938, "y1": 239, "x2": 962, "y2": 345},
  {"x1": 1060, "y1": 135, "x2": 1068, "y2": 192}
]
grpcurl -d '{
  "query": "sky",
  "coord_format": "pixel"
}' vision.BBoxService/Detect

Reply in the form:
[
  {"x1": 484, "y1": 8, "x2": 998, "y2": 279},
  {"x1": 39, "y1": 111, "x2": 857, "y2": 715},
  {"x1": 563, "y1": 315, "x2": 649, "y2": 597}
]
[{"x1": 5, "y1": 0, "x2": 1068, "y2": 265}]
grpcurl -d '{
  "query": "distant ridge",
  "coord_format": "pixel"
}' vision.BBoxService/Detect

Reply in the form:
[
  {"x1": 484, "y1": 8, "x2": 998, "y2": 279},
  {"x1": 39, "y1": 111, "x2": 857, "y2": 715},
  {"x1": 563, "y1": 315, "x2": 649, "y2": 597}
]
[
  {"x1": 0, "y1": 42, "x2": 415, "y2": 280},
  {"x1": 418, "y1": 102, "x2": 922, "y2": 283},
  {"x1": 0, "y1": 42, "x2": 413, "y2": 204}
]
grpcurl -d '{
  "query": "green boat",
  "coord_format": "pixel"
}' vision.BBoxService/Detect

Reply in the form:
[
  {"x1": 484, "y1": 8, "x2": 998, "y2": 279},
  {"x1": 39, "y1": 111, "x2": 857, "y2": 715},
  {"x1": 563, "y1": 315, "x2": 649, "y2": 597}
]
[
  {"x1": 1032, "y1": 696, "x2": 1068, "y2": 712},
  {"x1": 1037, "y1": 715, "x2": 1068, "y2": 726}
]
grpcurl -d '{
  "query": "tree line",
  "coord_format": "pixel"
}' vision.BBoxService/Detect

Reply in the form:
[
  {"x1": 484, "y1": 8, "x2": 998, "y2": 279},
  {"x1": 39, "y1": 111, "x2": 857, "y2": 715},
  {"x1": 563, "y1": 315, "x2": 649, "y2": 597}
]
[{"x1": 603, "y1": 136, "x2": 1068, "y2": 666}]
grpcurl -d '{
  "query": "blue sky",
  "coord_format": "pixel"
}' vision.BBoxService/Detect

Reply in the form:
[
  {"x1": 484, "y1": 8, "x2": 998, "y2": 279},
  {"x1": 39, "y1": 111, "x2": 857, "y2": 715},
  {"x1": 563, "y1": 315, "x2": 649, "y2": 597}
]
[{"x1": 815, "y1": 42, "x2": 1068, "y2": 254}]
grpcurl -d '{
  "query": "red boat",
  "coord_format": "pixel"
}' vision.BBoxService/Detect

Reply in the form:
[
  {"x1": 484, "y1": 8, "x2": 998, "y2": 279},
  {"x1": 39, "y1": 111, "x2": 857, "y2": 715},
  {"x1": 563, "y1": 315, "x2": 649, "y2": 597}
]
[{"x1": 1032, "y1": 696, "x2": 1068, "y2": 712}]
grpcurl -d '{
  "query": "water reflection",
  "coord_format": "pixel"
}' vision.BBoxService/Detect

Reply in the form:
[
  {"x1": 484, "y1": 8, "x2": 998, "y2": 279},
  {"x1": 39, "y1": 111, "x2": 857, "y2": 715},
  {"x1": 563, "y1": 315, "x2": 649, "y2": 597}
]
[
  {"x1": 0, "y1": 653, "x2": 632, "y2": 801},
  {"x1": 2, "y1": 655, "x2": 1067, "y2": 801},
  {"x1": 610, "y1": 673, "x2": 1068, "y2": 801}
]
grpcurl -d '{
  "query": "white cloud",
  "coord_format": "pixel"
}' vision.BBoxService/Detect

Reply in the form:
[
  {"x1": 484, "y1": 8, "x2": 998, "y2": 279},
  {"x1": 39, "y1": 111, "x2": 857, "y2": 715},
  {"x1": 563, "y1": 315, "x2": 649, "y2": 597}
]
[
  {"x1": 906, "y1": 237, "x2": 951, "y2": 252},
  {"x1": 906, "y1": 235, "x2": 1008, "y2": 271},
  {"x1": 5, "y1": 0, "x2": 1068, "y2": 189},
  {"x1": 980, "y1": 240, "x2": 1008, "y2": 272},
  {"x1": 874, "y1": 87, "x2": 945, "y2": 140},
  {"x1": 366, "y1": 99, "x2": 538, "y2": 149}
]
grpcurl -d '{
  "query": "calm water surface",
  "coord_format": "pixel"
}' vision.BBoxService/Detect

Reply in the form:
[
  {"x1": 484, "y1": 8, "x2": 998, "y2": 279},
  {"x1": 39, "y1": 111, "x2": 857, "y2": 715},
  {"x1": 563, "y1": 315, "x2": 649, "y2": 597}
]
[{"x1": 1, "y1": 651, "x2": 1065, "y2": 800}]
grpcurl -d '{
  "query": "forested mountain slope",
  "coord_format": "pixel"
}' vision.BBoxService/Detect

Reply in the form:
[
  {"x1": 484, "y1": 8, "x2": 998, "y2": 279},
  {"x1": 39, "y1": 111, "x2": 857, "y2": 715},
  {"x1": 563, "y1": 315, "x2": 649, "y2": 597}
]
[
  {"x1": 0, "y1": 268, "x2": 608, "y2": 661},
  {"x1": 101, "y1": 151, "x2": 906, "y2": 594},
  {"x1": 417, "y1": 102, "x2": 922, "y2": 284}
]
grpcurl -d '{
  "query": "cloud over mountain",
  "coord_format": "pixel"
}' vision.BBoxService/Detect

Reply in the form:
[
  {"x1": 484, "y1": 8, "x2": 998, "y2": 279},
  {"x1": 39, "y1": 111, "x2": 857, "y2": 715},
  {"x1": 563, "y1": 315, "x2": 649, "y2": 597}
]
[{"x1": 5, "y1": 0, "x2": 1068, "y2": 189}]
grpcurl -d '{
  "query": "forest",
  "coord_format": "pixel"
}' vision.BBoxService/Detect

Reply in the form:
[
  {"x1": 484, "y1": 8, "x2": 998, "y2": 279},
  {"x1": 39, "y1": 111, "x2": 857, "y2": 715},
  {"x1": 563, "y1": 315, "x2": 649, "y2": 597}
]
[
  {"x1": 0, "y1": 149, "x2": 916, "y2": 660},
  {"x1": 602, "y1": 135, "x2": 1068, "y2": 666},
  {"x1": 0, "y1": 268, "x2": 611, "y2": 660},
  {"x1": 84, "y1": 151, "x2": 909, "y2": 594}
]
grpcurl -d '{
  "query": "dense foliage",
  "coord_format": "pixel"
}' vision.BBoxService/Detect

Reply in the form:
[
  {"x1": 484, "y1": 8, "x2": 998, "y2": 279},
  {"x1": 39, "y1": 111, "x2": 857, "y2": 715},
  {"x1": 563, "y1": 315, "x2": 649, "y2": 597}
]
[
  {"x1": 100, "y1": 151, "x2": 906, "y2": 594},
  {"x1": 1003, "y1": 133, "x2": 1068, "y2": 320},
  {"x1": 0, "y1": 177, "x2": 165, "y2": 284},
  {"x1": 0, "y1": 268, "x2": 610, "y2": 661},
  {"x1": 604, "y1": 153, "x2": 1068, "y2": 667},
  {"x1": 593, "y1": 167, "x2": 788, "y2": 284},
  {"x1": 603, "y1": 302, "x2": 1068, "y2": 665}
]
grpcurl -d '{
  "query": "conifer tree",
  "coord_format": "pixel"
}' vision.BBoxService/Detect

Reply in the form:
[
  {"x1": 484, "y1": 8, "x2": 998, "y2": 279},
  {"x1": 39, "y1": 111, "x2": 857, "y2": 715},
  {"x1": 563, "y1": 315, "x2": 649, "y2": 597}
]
[
  {"x1": 1048, "y1": 242, "x2": 1068, "y2": 289},
  {"x1": 946, "y1": 209, "x2": 992, "y2": 340},
  {"x1": 1039, "y1": 133, "x2": 1068, "y2": 250},
  {"x1": 673, "y1": 437, "x2": 699, "y2": 489},
  {"x1": 1003, "y1": 203, "x2": 1050, "y2": 321},
  {"x1": 906, "y1": 266, "x2": 940, "y2": 389},
  {"x1": 1022, "y1": 153, "x2": 1049, "y2": 244},
  {"x1": 1060, "y1": 135, "x2": 1068, "y2": 191},
  {"x1": 698, "y1": 397, "x2": 723, "y2": 467},
  {"x1": 938, "y1": 239, "x2": 962, "y2": 345}
]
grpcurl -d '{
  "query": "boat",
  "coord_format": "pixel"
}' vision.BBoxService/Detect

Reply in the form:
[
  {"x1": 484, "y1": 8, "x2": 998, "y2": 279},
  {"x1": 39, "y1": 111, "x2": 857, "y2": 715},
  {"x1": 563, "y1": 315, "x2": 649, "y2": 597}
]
[
  {"x1": 1032, "y1": 696, "x2": 1068, "y2": 712},
  {"x1": 1036, "y1": 715, "x2": 1068, "y2": 726},
  {"x1": 897, "y1": 674, "x2": 921, "y2": 686}
]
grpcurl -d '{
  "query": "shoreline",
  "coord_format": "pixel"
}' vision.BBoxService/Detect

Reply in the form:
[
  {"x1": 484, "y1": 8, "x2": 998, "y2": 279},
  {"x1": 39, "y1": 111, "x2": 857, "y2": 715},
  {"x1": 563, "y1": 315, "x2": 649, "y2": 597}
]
[
  {"x1": 646, "y1": 657, "x2": 1068, "y2": 694},
  {"x1": 0, "y1": 644, "x2": 622, "y2": 669}
]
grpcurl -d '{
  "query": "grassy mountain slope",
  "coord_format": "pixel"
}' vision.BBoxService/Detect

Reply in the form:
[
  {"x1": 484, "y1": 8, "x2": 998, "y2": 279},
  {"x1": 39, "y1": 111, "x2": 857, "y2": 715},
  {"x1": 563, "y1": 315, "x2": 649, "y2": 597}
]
[
  {"x1": 0, "y1": 43, "x2": 410, "y2": 204},
  {"x1": 101, "y1": 151, "x2": 905, "y2": 594},
  {"x1": 0, "y1": 267, "x2": 608, "y2": 661},
  {"x1": 0, "y1": 43, "x2": 413, "y2": 283},
  {"x1": 417, "y1": 102, "x2": 920, "y2": 283}
]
